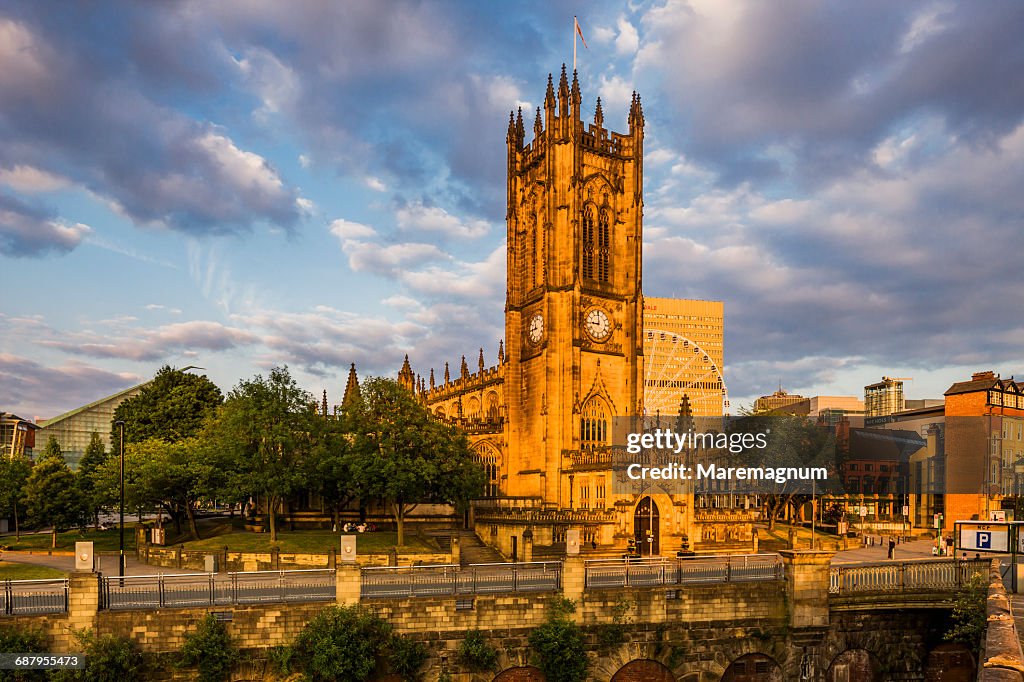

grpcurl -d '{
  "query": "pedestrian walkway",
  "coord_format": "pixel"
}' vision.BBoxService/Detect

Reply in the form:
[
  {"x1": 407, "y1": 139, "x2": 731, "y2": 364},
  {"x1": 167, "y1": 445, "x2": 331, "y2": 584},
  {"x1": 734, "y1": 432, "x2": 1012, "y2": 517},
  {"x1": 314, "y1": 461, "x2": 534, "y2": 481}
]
[
  {"x1": 0, "y1": 551, "x2": 197, "y2": 576},
  {"x1": 832, "y1": 538, "x2": 944, "y2": 564}
]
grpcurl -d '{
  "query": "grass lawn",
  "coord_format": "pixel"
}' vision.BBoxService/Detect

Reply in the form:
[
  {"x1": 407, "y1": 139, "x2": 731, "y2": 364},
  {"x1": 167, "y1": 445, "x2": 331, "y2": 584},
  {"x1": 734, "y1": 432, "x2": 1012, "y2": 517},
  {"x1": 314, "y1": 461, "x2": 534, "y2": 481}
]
[
  {"x1": 0, "y1": 528, "x2": 137, "y2": 553},
  {"x1": 0, "y1": 562, "x2": 67, "y2": 580},
  {"x1": 176, "y1": 518, "x2": 438, "y2": 554}
]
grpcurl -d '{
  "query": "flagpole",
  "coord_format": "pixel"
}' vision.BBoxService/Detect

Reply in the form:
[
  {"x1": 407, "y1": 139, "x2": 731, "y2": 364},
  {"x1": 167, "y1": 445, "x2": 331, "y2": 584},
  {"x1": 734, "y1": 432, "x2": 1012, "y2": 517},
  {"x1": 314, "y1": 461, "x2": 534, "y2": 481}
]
[{"x1": 573, "y1": 16, "x2": 577, "y2": 71}]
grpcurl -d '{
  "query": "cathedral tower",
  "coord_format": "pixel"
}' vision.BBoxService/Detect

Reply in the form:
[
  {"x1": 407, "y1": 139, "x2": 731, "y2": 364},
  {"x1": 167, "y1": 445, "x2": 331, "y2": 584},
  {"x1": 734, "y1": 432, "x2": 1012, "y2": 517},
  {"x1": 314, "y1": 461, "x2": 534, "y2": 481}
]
[{"x1": 504, "y1": 67, "x2": 645, "y2": 504}]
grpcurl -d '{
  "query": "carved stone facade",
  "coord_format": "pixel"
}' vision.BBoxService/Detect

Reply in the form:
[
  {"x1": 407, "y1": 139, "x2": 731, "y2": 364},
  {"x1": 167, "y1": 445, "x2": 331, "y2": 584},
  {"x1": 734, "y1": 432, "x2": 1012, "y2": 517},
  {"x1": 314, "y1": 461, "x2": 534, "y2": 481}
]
[{"x1": 388, "y1": 68, "x2": 756, "y2": 557}]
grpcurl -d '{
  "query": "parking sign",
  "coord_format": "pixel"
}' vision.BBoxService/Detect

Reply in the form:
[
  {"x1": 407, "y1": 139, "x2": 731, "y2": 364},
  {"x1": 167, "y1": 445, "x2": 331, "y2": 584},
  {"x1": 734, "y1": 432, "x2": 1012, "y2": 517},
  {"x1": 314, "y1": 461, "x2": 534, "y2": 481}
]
[{"x1": 958, "y1": 522, "x2": 1009, "y2": 552}]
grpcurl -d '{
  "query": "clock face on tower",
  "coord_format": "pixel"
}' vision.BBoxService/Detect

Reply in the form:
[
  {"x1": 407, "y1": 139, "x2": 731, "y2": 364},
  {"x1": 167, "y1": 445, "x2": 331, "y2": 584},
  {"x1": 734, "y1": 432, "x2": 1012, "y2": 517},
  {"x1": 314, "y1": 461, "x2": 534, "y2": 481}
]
[
  {"x1": 584, "y1": 308, "x2": 612, "y2": 341},
  {"x1": 527, "y1": 313, "x2": 544, "y2": 344}
]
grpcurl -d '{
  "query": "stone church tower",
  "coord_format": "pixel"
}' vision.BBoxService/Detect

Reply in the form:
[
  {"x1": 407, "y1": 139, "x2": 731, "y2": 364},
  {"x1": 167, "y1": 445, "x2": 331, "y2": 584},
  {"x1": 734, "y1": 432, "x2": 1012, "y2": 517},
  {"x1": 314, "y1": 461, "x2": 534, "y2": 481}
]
[{"x1": 504, "y1": 66, "x2": 646, "y2": 505}]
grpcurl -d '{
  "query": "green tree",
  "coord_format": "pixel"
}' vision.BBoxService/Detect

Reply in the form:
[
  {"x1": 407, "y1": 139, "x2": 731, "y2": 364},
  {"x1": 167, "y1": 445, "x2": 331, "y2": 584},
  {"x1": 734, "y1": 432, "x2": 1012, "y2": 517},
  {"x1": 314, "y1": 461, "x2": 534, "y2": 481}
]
[
  {"x1": 945, "y1": 572, "x2": 988, "y2": 655},
  {"x1": 0, "y1": 624, "x2": 48, "y2": 682},
  {"x1": 110, "y1": 365, "x2": 223, "y2": 445},
  {"x1": 528, "y1": 598, "x2": 588, "y2": 682},
  {"x1": 93, "y1": 438, "x2": 219, "y2": 540},
  {"x1": 349, "y1": 377, "x2": 485, "y2": 547},
  {"x1": 23, "y1": 443, "x2": 87, "y2": 547},
  {"x1": 54, "y1": 630, "x2": 145, "y2": 682},
  {"x1": 77, "y1": 432, "x2": 108, "y2": 529},
  {"x1": 213, "y1": 366, "x2": 316, "y2": 542},
  {"x1": 289, "y1": 605, "x2": 392, "y2": 681},
  {"x1": 0, "y1": 453, "x2": 31, "y2": 539},
  {"x1": 177, "y1": 614, "x2": 239, "y2": 682}
]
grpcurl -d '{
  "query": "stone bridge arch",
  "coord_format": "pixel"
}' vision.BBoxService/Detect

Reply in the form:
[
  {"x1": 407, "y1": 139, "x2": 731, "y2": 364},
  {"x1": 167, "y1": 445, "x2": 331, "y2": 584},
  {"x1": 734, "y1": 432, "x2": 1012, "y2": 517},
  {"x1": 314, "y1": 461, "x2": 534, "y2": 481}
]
[
  {"x1": 721, "y1": 653, "x2": 783, "y2": 681},
  {"x1": 825, "y1": 648, "x2": 880, "y2": 681},
  {"x1": 611, "y1": 659, "x2": 676, "y2": 681},
  {"x1": 493, "y1": 666, "x2": 544, "y2": 682}
]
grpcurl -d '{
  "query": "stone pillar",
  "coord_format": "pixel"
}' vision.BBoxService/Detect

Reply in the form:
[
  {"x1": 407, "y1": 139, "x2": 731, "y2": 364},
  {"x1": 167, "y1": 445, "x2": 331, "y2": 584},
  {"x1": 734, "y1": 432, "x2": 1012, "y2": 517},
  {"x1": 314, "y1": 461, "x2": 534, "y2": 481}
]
[
  {"x1": 752, "y1": 529, "x2": 759, "y2": 553},
  {"x1": 522, "y1": 529, "x2": 533, "y2": 563},
  {"x1": 450, "y1": 534, "x2": 460, "y2": 565},
  {"x1": 780, "y1": 550, "x2": 834, "y2": 629},
  {"x1": 66, "y1": 573, "x2": 100, "y2": 645},
  {"x1": 562, "y1": 556, "x2": 585, "y2": 623},
  {"x1": 336, "y1": 564, "x2": 361, "y2": 606}
]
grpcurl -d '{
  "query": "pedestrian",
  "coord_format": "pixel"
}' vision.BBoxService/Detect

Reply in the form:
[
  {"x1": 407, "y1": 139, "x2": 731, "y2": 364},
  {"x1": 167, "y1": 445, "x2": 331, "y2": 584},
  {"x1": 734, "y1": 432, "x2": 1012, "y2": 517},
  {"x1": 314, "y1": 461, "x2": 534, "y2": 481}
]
[{"x1": 887, "y1": 537, "x2": 895, "y2": 560}]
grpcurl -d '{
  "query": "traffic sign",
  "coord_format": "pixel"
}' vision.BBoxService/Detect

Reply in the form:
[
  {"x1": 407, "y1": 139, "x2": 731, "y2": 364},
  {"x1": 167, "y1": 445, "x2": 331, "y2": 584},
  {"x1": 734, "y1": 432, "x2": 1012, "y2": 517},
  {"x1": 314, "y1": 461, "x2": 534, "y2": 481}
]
[{"x1": 958, "y1": 522, "x2": 1009, "y2": 552}]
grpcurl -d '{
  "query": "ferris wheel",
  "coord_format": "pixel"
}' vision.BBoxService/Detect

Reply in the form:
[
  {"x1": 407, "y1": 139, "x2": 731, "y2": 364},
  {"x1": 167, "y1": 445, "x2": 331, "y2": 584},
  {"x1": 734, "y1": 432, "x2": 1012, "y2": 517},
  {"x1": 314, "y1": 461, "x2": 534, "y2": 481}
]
[{"x1": 643, "y1": 329, "x2": 730, "y2": 416}]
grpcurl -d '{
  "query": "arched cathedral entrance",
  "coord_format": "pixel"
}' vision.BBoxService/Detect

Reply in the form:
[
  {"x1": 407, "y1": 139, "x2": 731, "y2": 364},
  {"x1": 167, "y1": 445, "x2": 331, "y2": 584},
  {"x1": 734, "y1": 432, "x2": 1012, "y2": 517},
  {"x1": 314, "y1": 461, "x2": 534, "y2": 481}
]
[{"x1": 634, "y1": 496, "x2": 660, "y2": 555}]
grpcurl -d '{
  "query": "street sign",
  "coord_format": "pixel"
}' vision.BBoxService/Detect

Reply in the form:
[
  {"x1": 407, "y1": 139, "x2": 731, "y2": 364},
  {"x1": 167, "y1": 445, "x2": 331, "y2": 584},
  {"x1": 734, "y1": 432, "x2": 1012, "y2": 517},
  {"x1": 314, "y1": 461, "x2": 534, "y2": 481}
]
[
  {"x1": 859, "y1": 506, "x2": 867, "y2": 517},
  {"x1": 959, "y1": 522, "x2": 1009, "y2": 552},
  {"x1": 991, "y1": 510, "x2": 1007, "y2": 522},
  {"x1": 902, "y1": 505, "x2": 910, "y2": 517}
]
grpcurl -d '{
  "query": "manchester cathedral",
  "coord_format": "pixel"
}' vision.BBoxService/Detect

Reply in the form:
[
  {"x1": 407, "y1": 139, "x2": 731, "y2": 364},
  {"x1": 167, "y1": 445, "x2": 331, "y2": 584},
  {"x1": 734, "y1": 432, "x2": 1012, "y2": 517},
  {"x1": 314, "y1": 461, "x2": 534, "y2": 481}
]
[{"x1": 355, "y1": 67, "x2": 748, "y2": 558}]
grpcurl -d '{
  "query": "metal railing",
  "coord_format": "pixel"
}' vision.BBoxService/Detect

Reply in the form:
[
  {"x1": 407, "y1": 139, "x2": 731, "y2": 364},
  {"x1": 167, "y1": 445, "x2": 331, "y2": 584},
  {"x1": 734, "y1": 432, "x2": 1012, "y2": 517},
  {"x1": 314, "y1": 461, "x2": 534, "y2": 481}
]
[
  {"x1": 2, "y1": 578, "x2": 69, "y2": 616},
  {"x1": 584, "y1": 554, "x2": 784, "y2": 589},
  {"x1": 829, "y1": 558, "x2": 988, "y2": 595},
  {"x1": 101, "y1": 569, "x2": 336, "y2": 610},
  {"x1": 360, "y1": 562, "x2": 561, "y2": 599}
]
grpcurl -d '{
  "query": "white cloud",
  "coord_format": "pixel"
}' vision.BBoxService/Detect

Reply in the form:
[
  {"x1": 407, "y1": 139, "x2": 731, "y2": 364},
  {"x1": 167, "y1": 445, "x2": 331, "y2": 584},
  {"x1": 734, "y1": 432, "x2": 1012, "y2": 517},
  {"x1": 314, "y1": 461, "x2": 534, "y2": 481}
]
[
  {"x1": 0, "y1": 165, "x2": 70, "y2": 193},
  {"x1": 615, "y1": 17, "x2": 640, "y2": 55},
  {"x1": 396, "y1": 202, "x2": 490, "y2": 239},
  {"x1": 329, "y1": 218, "x2": 378, "y2": 241}
]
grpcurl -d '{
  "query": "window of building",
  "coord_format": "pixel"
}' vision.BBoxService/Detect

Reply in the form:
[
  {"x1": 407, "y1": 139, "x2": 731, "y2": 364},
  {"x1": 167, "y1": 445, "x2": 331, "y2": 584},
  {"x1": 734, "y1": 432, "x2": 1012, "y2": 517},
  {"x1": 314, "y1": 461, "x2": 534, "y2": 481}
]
[
  {"x1": 580, "y1": 398, "x2": 609, "y2": 450},
  {"x1": 582, "y1": 207, "x2": 595, "y2": 280}
]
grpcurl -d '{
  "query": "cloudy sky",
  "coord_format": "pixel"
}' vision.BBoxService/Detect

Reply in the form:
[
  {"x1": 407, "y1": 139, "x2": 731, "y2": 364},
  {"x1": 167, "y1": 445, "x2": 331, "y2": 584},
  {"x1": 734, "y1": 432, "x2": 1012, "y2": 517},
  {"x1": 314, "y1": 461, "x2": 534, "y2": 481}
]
[{"x1": 2, "y1": 1, "x2": 1023, "y2": 419}]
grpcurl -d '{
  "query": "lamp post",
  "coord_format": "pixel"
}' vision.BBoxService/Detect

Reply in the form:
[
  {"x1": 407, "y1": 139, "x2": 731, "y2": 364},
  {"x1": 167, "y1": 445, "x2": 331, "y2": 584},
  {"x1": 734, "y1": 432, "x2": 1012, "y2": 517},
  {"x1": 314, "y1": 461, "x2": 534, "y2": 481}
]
[{"x1": 114, "y1": 420, "x2": 125, "y2": 579}]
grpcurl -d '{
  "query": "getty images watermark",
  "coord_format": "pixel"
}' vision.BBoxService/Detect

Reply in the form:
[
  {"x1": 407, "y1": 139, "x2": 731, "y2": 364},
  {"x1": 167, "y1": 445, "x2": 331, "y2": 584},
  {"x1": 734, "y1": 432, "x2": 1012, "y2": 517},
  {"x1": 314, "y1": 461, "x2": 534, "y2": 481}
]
[{"x1": 609, "y1": 416, "x2": 837, "y2": 496}]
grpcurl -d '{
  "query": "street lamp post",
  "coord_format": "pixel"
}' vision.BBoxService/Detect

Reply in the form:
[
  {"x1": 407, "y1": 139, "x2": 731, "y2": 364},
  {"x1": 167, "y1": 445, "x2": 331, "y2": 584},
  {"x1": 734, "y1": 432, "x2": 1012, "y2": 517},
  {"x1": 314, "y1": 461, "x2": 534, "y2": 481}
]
[{"x1": 114, "y1": 420, "x2": 125, "y2": 579}]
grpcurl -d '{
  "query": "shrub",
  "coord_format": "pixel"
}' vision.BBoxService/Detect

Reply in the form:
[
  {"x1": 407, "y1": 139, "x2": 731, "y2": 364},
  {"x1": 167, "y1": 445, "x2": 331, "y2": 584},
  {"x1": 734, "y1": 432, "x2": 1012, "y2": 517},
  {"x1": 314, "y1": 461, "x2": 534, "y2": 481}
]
[
  {"x1": 456, "y1": 629, "x2": 499, "y2": 672},
  {"x1": 291, "y1": 605, "x2": 392, "y2": 681},
  {"x1": 387, "y1": 635, "x2": 427, "y2": 681},
  {"x1": 53, "y1": 630, "x2": 144, "y2": 682},
  {"x1": 177, "y1": 614, "x2": 240, "y2": 682},
  {"x1": 0, "y1": 626, "x2": 48, "y2": 682},
  {"x1": 945, "y1": 572, "x2": 988, "y2": 654},
  {"x1": 529, "y1": 599, "x2": 588, "y2": 682}
]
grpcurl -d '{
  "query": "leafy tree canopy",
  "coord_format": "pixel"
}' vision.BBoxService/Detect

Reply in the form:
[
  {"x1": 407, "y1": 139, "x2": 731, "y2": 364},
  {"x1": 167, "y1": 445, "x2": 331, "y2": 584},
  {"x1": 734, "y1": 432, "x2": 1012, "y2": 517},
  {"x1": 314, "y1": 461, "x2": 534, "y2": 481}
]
[{"x1": 110, "y1": 365, "x2": 223, "y2": 445}]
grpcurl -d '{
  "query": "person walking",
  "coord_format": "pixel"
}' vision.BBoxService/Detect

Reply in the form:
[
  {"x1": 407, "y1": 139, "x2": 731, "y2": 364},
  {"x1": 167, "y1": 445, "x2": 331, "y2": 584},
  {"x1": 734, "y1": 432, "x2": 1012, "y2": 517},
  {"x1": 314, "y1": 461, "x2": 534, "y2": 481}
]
[{"x1": 887, "y1": 537, "x2": 896, "y2": 559}]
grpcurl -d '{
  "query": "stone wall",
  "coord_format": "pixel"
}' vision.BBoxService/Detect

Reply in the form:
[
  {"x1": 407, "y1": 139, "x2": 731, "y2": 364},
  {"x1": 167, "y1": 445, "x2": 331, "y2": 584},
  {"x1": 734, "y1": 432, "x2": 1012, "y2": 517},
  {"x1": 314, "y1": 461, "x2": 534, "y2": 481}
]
[
  {"x1": 138, "y1": 545, "x2": 450, "y2": 571},
  {"x1": 978, "y1": 559, "x2": 1024, "y2": 682},
  {"x1": 0, "y1": 553, "x2": 978, "y2": 681}
]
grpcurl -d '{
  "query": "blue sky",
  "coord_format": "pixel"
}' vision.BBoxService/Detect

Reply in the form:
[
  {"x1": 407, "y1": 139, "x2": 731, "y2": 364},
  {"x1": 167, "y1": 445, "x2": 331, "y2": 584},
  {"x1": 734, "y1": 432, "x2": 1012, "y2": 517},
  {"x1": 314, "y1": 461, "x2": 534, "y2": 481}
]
[{"x1": 2, "y1": 1, "x2": 1023, "y2": 419}]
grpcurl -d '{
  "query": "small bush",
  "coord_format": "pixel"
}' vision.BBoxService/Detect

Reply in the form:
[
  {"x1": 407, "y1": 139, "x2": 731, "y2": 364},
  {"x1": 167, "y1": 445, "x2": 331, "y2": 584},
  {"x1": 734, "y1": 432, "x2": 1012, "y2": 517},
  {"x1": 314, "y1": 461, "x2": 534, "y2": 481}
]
[
  {"x1": 0, "y1": 626, "x2": 48, "y2": 682},
  {"x1": 946, "y1": 572, "x2": 988, "y2": 654},
  {"x1": 291, "y1": 605, "x2": 392, "y2": 681},
  {"x1": 53, "y1": 630, "x2": 144, "y2": 682},
  {"x1": 177, "y1": 614, "x2": 240, "y2": 682},
  {"x1": 388, "y1": 635, "x2": 427, "y2": 681},
  {"x1": 529, "y1": 601, "x2": 588, "y2": 682},
  {"x1": 456, "y1": 629, "x2": 498, "y2": 672}
]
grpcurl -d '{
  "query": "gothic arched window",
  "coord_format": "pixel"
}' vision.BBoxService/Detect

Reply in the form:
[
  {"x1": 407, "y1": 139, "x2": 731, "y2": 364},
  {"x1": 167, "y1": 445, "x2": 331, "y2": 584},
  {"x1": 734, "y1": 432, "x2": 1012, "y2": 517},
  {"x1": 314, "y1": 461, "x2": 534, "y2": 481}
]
[
  {"x1": 598, "y1": 209, "x2": 610, "y2": 282},
  {"x1": 580, "y1": 397, "x2": 610, "y2": 451},
  {"x1": 474, "y1": 446, "x2": 502, "y2": 497},
  {"x1": 582, "y1": 206, "x2": 596, "y2": 280}
]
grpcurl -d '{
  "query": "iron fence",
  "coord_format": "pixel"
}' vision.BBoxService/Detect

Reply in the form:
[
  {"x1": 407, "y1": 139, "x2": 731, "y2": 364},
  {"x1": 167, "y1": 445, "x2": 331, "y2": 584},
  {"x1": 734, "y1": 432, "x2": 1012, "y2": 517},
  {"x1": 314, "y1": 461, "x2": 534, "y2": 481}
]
[
  {"x1": 101, "y1": 569, "x2": 336, "y2": 610},
  {"x1": 829, "y1": 558, "x2": 988, "y2": 595},
  {"x1": 360, "y1": 562, "x2": 562, "y2": 599},
  {"x1": 2, "y1": 578, "x2": 69, "y2": 616},
  {"x1": 584, "y1": 554, "x2": 784, "y2": 589}
]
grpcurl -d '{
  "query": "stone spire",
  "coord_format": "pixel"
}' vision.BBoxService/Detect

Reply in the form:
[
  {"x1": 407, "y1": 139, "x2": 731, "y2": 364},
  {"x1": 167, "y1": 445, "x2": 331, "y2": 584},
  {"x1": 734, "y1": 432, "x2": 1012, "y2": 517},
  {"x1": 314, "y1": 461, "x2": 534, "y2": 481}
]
[
  {"x1": 460, "y1": 354, "x2": 469, "y2": 380},
  {"x1": 322, "y1": 389, "x2": 328, "y2": 418},
  {"x1": 429, "y1": 368, "x2": 435, "y2": 390},
  {"x1": 478, "y1": 348, "x2": 485, "y2": 373},
  {"x1": 498, "y1": 339, "x2": 505, "y2": 363},
  {"x1": 594, "y1": 97, "x2": 604, "y2": 129},
  {"x1": 398, "y1": 354, "x2": 415, "y2": 391},
  {"x1": 342, "y1": 363, "x2": 361, "y2": 410},
  {"x1": 444, "y1": 362, "x2": 450, "y2": 384}
]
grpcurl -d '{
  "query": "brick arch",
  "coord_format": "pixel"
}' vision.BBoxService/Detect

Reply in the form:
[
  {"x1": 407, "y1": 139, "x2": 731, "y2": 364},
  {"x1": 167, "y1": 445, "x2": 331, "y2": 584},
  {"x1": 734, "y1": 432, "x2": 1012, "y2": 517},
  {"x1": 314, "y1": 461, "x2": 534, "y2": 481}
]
[
  {"x1": 493, "y1": 666, "x2": 545, "y2": 682},
  {"x1": 722, "y1": 653, "x2": 782, "y2": 682},
  {"x1": 826, "y1": 648, "x2": 881, "y2": 681},
  {"x1": 611, "y1": 659, "x2": 676, "y2": 682},
  {"x1": 923, "y1": 643, "x2": 975, "y2": 681}
]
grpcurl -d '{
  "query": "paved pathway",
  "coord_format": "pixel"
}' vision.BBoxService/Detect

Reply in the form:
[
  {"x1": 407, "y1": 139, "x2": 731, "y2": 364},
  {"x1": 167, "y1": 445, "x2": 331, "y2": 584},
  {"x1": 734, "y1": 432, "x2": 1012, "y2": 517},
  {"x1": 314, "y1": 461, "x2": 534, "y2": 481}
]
[
  {"x1": 832, "y1": 538, "x2": 945, "y2": 564},
  {"x1": 0, "y1": 550, "x2": 196, "y2": 576}
]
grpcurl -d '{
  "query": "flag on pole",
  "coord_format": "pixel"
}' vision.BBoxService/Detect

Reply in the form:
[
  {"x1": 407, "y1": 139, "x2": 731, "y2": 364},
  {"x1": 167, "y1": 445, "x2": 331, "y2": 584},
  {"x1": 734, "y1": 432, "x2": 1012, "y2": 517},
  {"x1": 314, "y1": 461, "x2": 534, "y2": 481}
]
[{"x1": 575, "y1": 16, "x2": 588, "y2": 49}]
